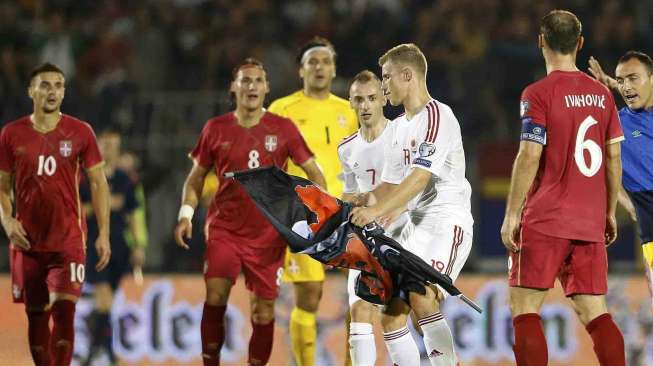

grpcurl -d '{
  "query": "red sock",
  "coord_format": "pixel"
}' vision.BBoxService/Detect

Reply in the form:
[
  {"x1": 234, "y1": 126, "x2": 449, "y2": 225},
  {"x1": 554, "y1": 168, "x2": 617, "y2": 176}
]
[
  {"x1": 201, "y1": 303, "x2": 226, "y2": 366},
  {"x1": 512, "y1": 313, "x2": 547, "y2": 366},
  {"x1": 26, "y1": 310, "x2": 52, "y2": 366},
  {"x1": 248, "y1": 319, "x2": 274, "y2": 366},
  {"x1": 586, "y1": 313, "x2": 625, "y2": 366},
  {"x1": 50, "y1": 300, "x2": 76, "y2": 366}
]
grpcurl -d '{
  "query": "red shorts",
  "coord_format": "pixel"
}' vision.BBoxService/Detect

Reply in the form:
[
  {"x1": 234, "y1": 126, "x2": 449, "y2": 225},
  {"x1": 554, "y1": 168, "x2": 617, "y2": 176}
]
[
  {"x1": 508, "y1": 226, "x2": 607, "y2": 296},
  {"x1": 204, "y1": 238, "x2": 286, "y2": 300},
  {"x1": 19, "y1": 247, "x2": 86, "y2": 306}
]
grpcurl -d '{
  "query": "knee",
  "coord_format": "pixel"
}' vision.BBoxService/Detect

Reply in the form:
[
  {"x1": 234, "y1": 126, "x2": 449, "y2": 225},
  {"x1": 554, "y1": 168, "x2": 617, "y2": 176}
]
[
  {"x1": 94, "y1": 284, "x2": 113, "y2": 312},
  {"x1": 571, "y1": 295, "x2": 607, "y2": 326},
  {"x1": 350, "y1": 301, "x2": 376, "y2": 323},
  {"x1": 251, "y1": 300, "x2": 275, "y2": 324},
  {"x1": 295, "y1": 282, "x2": 323, "y2": 312},
  {"x1": 205, "y1": 280, "x2": 232, "y2": 306},
  {"x1": 381, "y1": 313, "x2": 407, "y2": 333},
  {"x1": 409, "y1": 287, "x2": 439, "y2": 318}
]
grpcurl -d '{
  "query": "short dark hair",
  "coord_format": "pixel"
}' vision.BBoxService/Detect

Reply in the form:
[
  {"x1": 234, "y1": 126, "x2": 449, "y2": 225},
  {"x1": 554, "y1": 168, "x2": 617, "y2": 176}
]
[
  {"x1": 618, "y1": 51, "x2": 653, "y2": 75},
  {"x1": 231, "y1": 57, "x2": 266, "y2": 80},
  {"x1": 29, "y1": 63, "x2": 64, "y2": 84},
  {"x1": 540, "y1": 10, "x2": 582, "y2": 55},
  {"x1": 296, "y1": 36, "x2": 337, "y2": 64},
  {"x1": 350, "y1": 70, "x2": 380, "y2": 88}
]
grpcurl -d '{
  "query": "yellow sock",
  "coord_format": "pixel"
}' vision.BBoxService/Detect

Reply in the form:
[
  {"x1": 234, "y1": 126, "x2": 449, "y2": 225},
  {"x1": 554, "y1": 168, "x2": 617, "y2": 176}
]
[
  {"x1": 644, "y1": 242, "x2": 653, "y2": 305},
  {"x1": 290, "y1": 307, "x2": 317, "y2": 366}
]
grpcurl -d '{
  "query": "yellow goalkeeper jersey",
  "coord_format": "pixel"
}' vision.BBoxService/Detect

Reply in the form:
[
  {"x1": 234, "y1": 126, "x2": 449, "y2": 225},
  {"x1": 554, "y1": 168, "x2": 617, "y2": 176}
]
[{"x1": 269, "y1": 90, "x2": 358, "y2": 197}]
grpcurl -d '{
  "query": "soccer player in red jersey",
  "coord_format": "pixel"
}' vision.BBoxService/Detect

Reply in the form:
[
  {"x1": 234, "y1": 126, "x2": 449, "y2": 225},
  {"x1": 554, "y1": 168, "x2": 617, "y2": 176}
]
[
  {"x1": 173, "y1": 58, "x2": 326, "y2": 366},
  {"x1": 500, "y1": 10, "x2": 626, "y2": 366},
  {"x1": 0, "y1": 63, "x2": 111, "y2": 366}
]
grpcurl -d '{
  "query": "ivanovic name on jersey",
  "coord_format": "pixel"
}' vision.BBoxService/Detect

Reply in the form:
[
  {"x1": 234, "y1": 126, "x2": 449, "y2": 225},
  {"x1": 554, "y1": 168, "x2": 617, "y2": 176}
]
[{"x1": 564, "y1": 94, "x2": 606, "y2": 109}]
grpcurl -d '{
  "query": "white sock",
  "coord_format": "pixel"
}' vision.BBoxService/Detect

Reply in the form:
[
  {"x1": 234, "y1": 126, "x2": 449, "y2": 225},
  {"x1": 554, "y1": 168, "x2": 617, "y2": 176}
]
[
  {"x1": 349, "y1": 322, "x2": 375, "y2": 366},
  {"x1": 419, "y1": 312, "x2": 457, "y2": 366},
  {"x1": 383, "y1": 326, "x2": 420, "y2": 366}
]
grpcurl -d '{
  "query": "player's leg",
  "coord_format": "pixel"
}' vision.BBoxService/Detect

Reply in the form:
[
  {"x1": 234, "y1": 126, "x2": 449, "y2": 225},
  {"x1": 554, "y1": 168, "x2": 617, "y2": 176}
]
[
  {"x1": 83, "y1": 240, "x2": 125, "y2": 366},
  {"x1": 508, "y1": 287, "x2": 548, "y2": 366},
  {"x1": 83, "y1": 282, "x2": 114, "y2": 366},
  {"x1": 242, "y1": 245, "x2": 285, "y2": 366},
  {"x1": 406, "y1": 220, "x2": 472, "y2": 366},
  {"x1": 508, "y1": 226, "x2": 571, "y2": 366},
  {"x1": 347, "y1": 269, "x2": 377, "y2": 366},
  {"x1": 564, "y1": 241, "x2": 625, "y2": 366},
  {"x1": 202, "y1": 240, "x2": 240, "y2": 366},
  {"x1": 381, "y1": 297, "x2": 420, "y2": 365},
  {"x1": 282, "y1": 249, "x2": 325, "y2": 366},
  {"x1": 47, "y1": 248, "x2": 86, "y2": 366},
  {"x1": 22, "y1": 251, "x2": 52, "y2": 366}
]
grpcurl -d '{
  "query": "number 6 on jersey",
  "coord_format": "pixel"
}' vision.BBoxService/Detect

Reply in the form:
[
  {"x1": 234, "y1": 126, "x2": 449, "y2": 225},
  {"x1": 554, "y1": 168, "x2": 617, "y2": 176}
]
[{"x1": 574, "y1": 115, "x2": 602, "y2": 177}]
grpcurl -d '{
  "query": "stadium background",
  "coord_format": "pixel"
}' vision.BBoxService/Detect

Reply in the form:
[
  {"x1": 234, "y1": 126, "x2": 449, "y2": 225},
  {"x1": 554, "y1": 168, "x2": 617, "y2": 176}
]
[{"x1": 0, "y1": 0, "x2": 652, "y2": 365}]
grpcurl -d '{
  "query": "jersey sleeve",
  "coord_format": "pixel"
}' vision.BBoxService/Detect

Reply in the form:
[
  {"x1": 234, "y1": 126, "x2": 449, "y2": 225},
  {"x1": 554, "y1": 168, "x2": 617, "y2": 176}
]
[
  {"x1": 0, "y1": 127, "x2": 13, "y2": 173},
  {"x1": 519, "y1": 86, "x2": 548, "y2": 145},
  {"x1": 285, "y1": 120, "x2": 313, "y2": 165},
  {"x1": 81, "y1": 123, "x2": 104, "y2": 169},
  {"x1": 338, "y1": 144, "x2": 357, "y2": 194},
  {"x1": 381, "y1": 122, "x2": 404, "y2": 184},
  {"x1": 606, "y1": 95, "x2": 624, "y2": 144},
  {"x1": 190, "y1": 123, "x2": 215, "y2": 168},
  {"x1": 410, "y1": 103, "x2": 455, "y2": 176}
]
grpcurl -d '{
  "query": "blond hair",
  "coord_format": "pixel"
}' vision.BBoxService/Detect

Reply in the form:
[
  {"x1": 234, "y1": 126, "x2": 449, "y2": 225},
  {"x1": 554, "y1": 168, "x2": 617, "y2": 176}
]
[{"x1": 378, "y1": 43, "x2": 427, "y2": 78}]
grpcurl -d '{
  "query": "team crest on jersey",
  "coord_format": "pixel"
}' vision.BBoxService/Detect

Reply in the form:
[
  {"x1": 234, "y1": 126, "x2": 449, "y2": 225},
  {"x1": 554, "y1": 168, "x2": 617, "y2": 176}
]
[
  {"x1": 337, "y1": 115, "x2": 347, "y2": 128},
  {"x1": 520, "y1": 100, "x2": 530, "y2": 117},
  {"x1": 59, "y1": 140, "x2": 72, "y2": 157},
  {"x1": 419, "y1": 142, "x2": 436, "y2": 157},
  {"x1": 264, "y1": 135, "x2": 278, "y2": 152}
]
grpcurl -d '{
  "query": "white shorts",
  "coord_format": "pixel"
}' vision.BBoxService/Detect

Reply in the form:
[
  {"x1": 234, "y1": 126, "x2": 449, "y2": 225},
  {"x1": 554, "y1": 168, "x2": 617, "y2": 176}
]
[
  {"x1": 348, "y1": 213, "x2": 409, "y2": 307},
  {"x1": 399, "y1": 215, "x2": 472, "y2": 297}
]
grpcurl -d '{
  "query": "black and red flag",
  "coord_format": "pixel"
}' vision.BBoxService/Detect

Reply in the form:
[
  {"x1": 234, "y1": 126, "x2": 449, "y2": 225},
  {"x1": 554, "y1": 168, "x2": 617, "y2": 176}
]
[{"x1": 226, "y1": 166, "x2": 481, "y2": 312}]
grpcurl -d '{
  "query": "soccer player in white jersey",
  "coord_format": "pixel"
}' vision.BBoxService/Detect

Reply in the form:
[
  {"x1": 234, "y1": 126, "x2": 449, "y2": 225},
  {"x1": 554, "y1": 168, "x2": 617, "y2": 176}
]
[
  {"x1": 339, "y1": 70, "x2": 408, "y2": 365},
  {"x1": 351, "y1": 43, "x2": 473, "y2": 366}
]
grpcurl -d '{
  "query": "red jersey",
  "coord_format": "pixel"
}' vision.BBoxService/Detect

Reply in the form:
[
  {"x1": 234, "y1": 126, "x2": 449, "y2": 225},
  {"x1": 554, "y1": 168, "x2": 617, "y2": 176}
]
[
  {"x1": 0, "y1": 114, "x2": 104, "y2": 251},
  {"x1": 191, "y1": 111, "x2": 313, "y2": 247},
  {"x1": 519, "y1": 71, "x2": 624, "y2": 242}
]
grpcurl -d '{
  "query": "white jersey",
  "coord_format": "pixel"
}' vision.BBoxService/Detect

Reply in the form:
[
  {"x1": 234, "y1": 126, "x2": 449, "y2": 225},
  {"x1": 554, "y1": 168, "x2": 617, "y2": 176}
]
[
  {"x1": 381, "y1": 99, "x2": 473, "y2": 231},
  {"x1": 338, "y1": 123, "x2": 390, "y2": 194}
]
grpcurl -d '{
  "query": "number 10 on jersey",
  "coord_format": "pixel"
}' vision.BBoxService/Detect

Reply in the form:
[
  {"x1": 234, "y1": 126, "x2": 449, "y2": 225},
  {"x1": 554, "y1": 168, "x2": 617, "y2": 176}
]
[{"x1": 37, "y1": 155, "x2": 57, "y2": 176}]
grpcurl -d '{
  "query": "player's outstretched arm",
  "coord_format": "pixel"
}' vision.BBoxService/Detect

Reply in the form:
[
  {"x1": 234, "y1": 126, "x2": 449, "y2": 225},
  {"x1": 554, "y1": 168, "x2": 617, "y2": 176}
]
[
  {"x1": 351, "y1": 169, "x2": 430, "y2": 227},
  {"x1": 617, "y1": 185, "x2": 637, "y2": 222},
  {"x1": 87, "y1": 165, "x2": 112, "y2": 270},
  {"x1": 0, "y1": 171, "x2": 30, "y2": 249},
  {"x1": 175, "y1": 162, "x2": 209, "y2": 250},
  {"x1": 501, "y1": 141, "x2": 543, "y2": 252},
  {"x1": 300, "y1": 158, "x2": 327, "y2": 190},
  {"x1": 588, "y1": 56, "x2": 618, "y2": 91},
  {"x1": 605, "y1": 142, "x2": 622, "y2": 246}
]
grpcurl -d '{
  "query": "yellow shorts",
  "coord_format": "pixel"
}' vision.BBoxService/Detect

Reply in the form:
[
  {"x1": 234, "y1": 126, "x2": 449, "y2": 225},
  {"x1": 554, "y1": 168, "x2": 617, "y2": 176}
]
[{"x1": 282, "y1": 248, "x2": 325, "y2": 282}]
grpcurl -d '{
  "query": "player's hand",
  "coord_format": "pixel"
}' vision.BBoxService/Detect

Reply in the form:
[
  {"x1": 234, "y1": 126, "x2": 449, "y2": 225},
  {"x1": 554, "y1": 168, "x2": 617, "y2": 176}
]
[
  {"x1": 378, "y1": 207, "x2": 405, "y2": 228},
  {"x1": 174, "y1": 218, "x2": 192, "y2": 250},
  {"x1": 95, "y1": 235, "x2": 111, "y2": 271},
  {"x1": 350, "y1": 206, "x2": 380, "y2": 227},
  {"x1": 500, "y1": 214, "x2": 521, "y2": 253},
  {"x1": 130, "y1": 247, "x2": 146, "y2": 267},
  {"x1": 605, "y1": 214, "x2": 618, "y2": 246},
  {"x1": 2, "y1": 217, "x2": 30, "y2": 250},
  {"x1": 588, "y1": 57, "x2": 616, "y2": 89}
]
